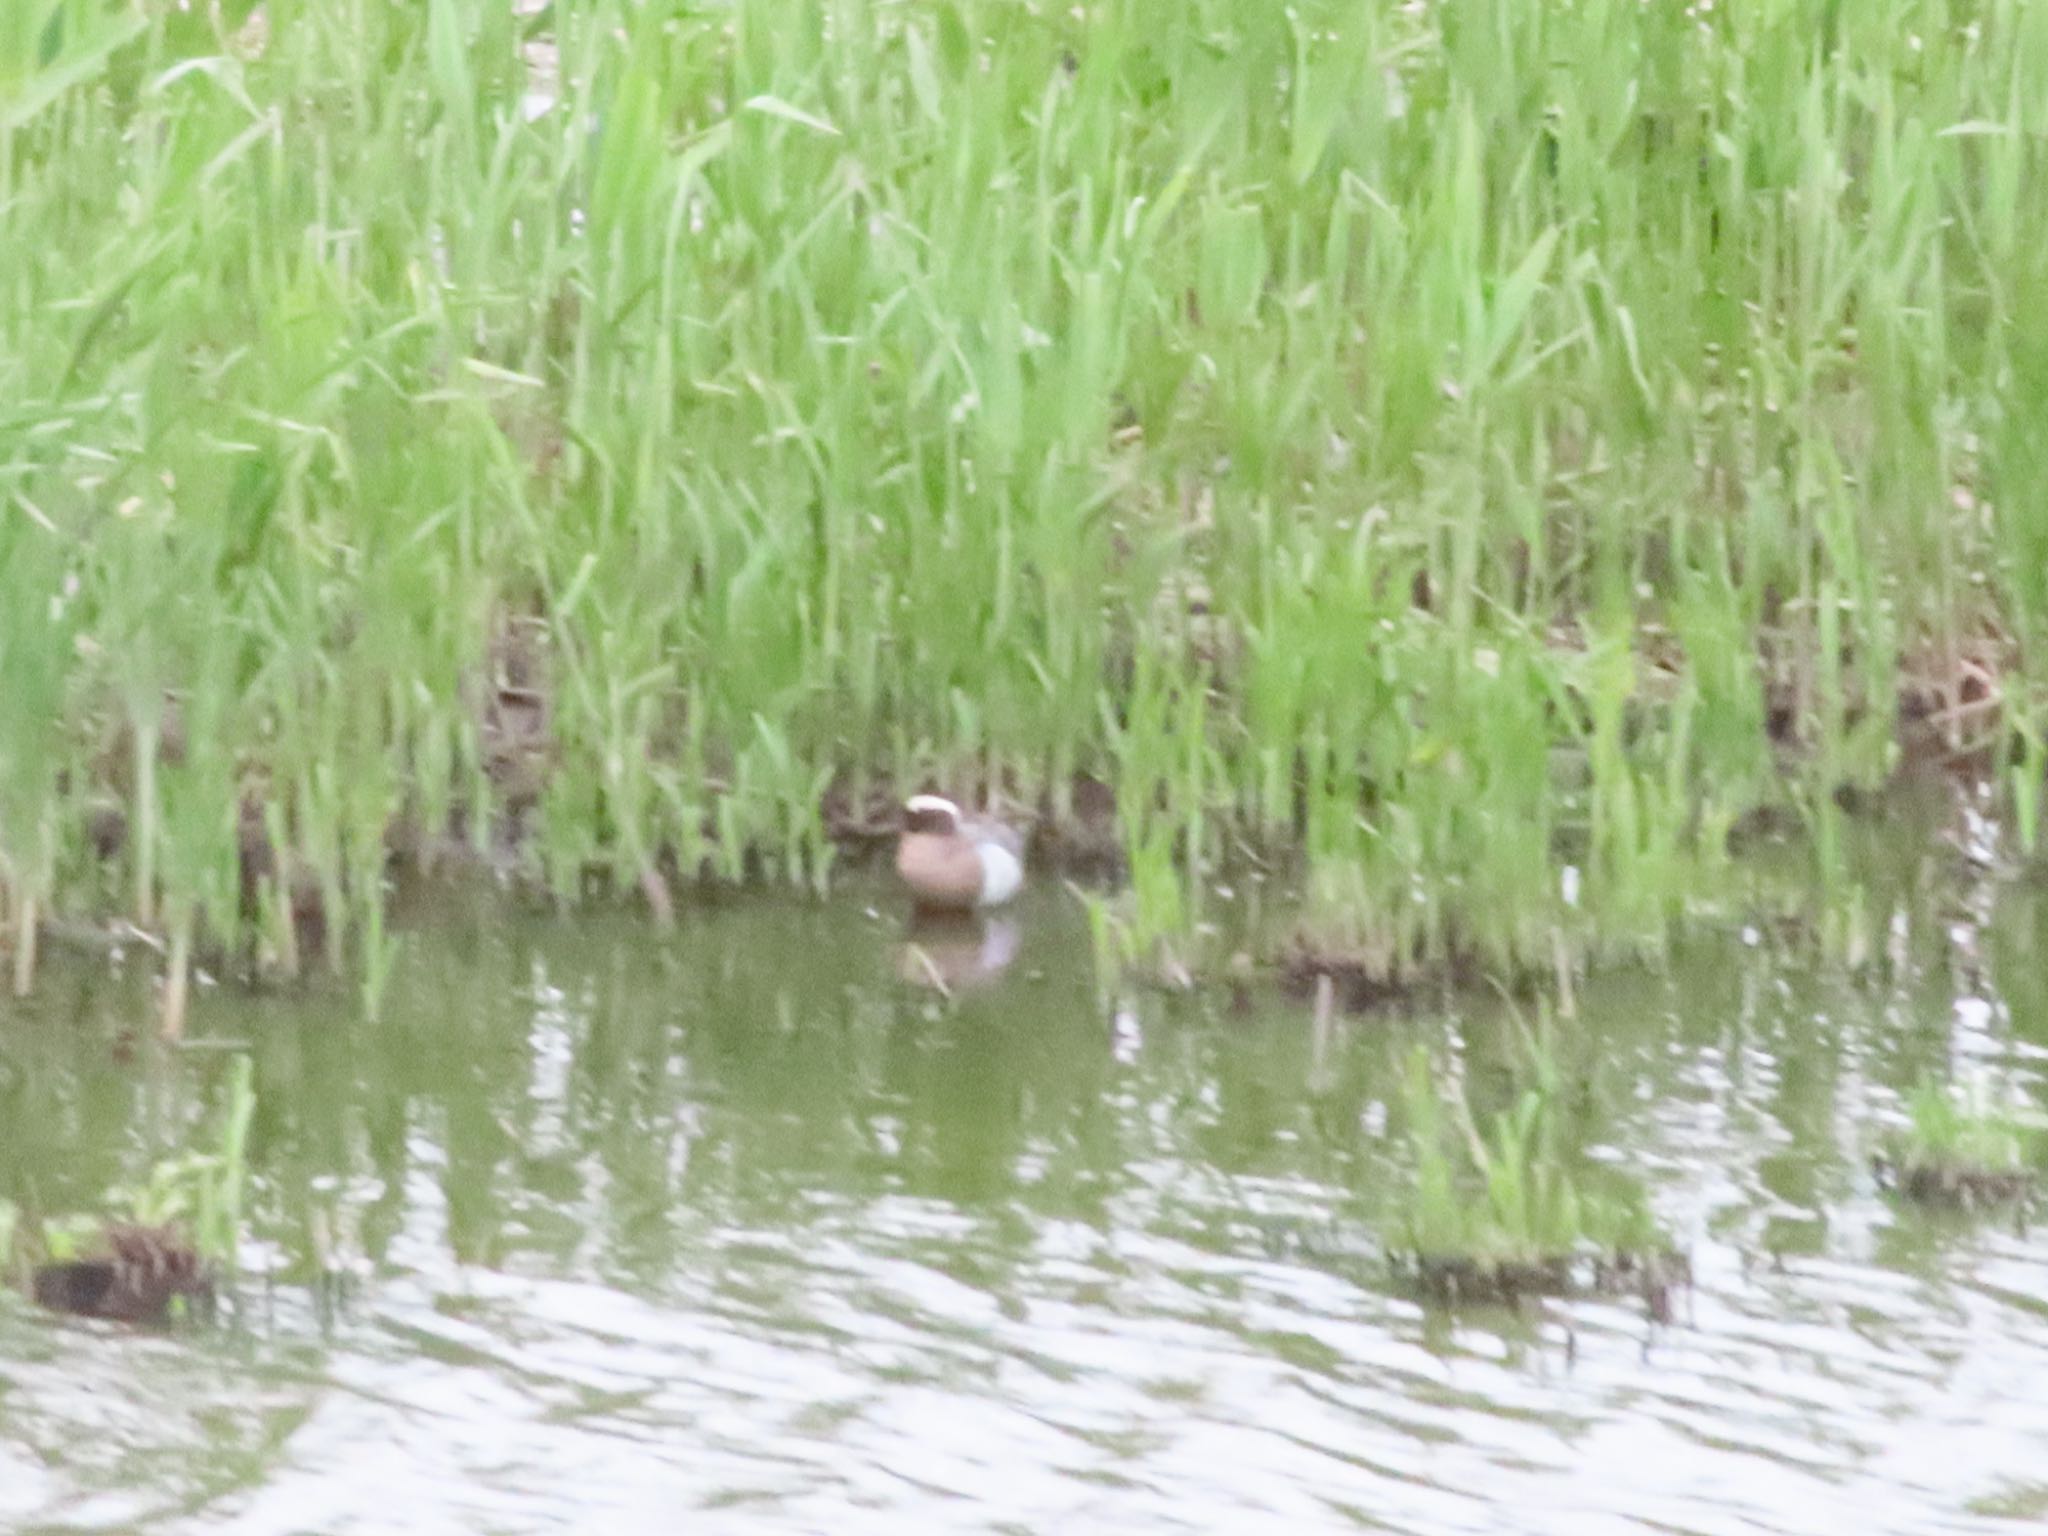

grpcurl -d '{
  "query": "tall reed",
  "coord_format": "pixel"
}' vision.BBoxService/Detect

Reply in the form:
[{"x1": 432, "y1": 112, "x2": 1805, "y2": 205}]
[{"x1": 0, "y1": 1, "x2": 2041, "y2": 998}]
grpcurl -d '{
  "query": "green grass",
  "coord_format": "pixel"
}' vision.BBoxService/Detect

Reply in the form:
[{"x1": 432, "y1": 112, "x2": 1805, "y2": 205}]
[
  {"x1": 106, "y1": 1051, "x2": 255, "y2": 1264},
  {"x1": 3, "y1": 1, "x2": 2047, "y2": 1006},
  {"x1": 1883, "y1": 1076, "x2": 2039, "y2": 1203},
  {"x1": 1392, "y1": 1041, "x2": 1664, "y2": 1295},
  {"x1": 1, "y1": 1050, "x2": 252, "y2": 1301}
]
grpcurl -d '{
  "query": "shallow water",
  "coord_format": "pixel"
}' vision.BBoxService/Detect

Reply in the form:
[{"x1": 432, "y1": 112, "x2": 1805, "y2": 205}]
[{"x1": 7, "y1": 838, "x2": 2048, "y2": 1534}]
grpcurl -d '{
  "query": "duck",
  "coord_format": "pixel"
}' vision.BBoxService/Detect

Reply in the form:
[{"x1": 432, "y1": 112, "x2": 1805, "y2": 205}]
[{"x1": 894, "y1": 795, "x2": 1025, "y2": 912}]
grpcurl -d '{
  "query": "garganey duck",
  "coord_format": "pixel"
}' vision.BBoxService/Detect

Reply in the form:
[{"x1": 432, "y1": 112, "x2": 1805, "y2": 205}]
[{"x1": 895, "y1": 795, "x2": 1024, "y2": 912}]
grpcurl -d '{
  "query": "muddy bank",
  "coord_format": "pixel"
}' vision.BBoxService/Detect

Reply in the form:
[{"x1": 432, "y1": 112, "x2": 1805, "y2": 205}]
[{"x1": 27, "y1": 742, "x2": 2002, "y2": 1030}]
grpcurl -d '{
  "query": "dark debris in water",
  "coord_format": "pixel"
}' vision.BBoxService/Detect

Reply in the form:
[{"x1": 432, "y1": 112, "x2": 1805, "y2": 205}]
[
  {"x1": 1277, "y1": 950, "x2": 1422, "y2": 1013},
  {"x1": 1873, "y1": 1155, "x2": 2036, "y2": 1210},
  {"x1": 1398, "y1": 1248, "x2": 1693, "y2": 1315},
  {"x1": 30, "y1": 1223, "x2": 214, "y2": 1325}
]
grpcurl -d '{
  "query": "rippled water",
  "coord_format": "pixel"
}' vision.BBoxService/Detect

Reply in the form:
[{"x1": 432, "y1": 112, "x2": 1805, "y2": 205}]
[{"x1": 7, "y1": 838, "x2": 2048, "y2": 1534}]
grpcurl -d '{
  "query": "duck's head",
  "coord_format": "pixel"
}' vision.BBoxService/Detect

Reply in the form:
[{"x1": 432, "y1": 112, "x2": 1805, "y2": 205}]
[{"x1": 902, "y1": 793, "x2": 965, "y2": 837}]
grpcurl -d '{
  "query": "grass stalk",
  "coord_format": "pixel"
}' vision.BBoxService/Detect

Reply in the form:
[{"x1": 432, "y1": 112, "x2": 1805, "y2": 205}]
[{"x1": 0, "y1": 0, "x2": 2039, "y2": 994}]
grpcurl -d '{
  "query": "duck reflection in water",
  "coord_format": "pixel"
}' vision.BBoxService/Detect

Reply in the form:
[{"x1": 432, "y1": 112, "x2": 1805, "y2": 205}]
[{"x1": 896, "y1": 910, "x2": 1023, "y2": 994}]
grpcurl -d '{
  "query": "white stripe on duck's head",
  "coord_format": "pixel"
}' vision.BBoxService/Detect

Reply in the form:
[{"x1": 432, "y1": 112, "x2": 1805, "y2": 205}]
[{"x1": 901, "y1": 794, "x2": 965, "y2": 836}]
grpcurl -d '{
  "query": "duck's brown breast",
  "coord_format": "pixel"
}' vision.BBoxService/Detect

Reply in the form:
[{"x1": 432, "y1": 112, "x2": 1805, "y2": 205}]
[{"x1": 896, "y1": 832, "x2": 984, "y2": 910}]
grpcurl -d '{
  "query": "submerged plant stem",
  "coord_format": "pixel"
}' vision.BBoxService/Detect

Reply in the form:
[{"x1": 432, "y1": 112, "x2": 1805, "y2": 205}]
[
  {"x1": 161, "y1": 919, "x2": 192, "y2": 1043},
  {"x1": 12, "y1": 891, "x2": 36, "y2": 1000}
]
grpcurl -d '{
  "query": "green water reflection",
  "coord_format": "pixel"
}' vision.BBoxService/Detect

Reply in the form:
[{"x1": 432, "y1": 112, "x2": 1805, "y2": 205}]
[{"x1": 5, "y1": 813, "x2": 2048, "y2": 1532}]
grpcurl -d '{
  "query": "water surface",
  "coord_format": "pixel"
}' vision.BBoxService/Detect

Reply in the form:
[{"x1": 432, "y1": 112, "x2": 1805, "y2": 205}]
[{"x1": 6, "y1": 849, "x2": 2048, "y2": 1534}]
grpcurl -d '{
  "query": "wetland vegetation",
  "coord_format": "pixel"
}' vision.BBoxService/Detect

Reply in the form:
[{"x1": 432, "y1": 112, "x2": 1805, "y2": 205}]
[
  {"x1": 5, "y1": 0, "x2": 2048, "y2": 1027},
  {"x1": 1876, "y1": 1075, "x2": 2041, "y2": 1207},
  {"x1": 3, "y1": 1053, "x2": 250, "y2": 1321},
  {"x1": 10, "y1": 6, "x2": 2048, "y2": 1527},
  {"x1": 1390, "y1": 1033, "x2": 1681, "y2": 1306}
]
